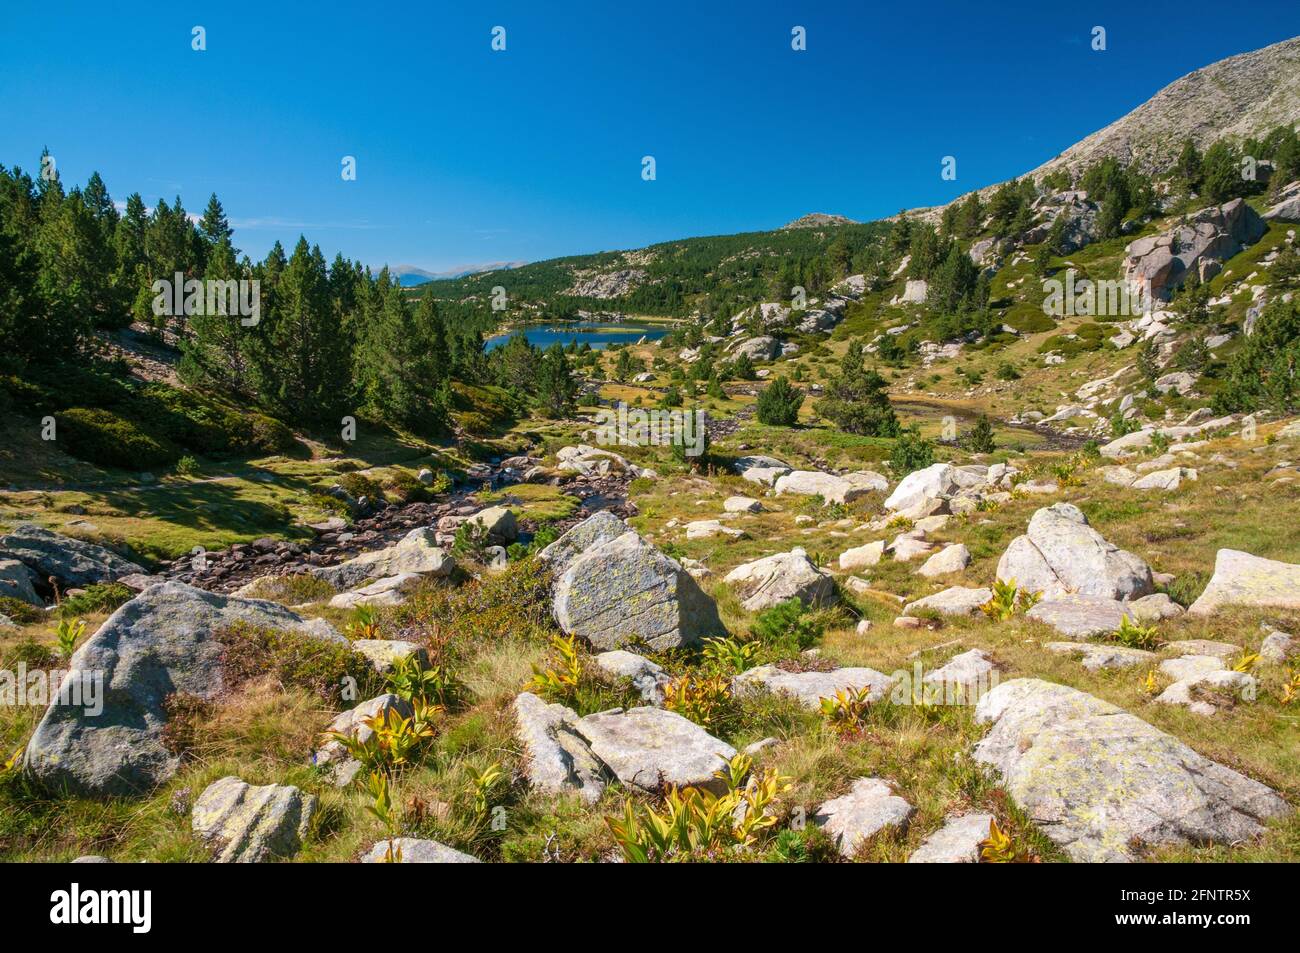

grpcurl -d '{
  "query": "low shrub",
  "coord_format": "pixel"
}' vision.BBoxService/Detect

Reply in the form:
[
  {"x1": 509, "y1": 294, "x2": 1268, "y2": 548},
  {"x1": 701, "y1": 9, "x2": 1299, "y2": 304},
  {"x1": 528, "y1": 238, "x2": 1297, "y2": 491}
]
[
  {"x1": 216, "y1": 622, "x2": 376, "y2": 704},
  {"x1": 58, "y1": 407, "x2": 180, "y2": 469}
]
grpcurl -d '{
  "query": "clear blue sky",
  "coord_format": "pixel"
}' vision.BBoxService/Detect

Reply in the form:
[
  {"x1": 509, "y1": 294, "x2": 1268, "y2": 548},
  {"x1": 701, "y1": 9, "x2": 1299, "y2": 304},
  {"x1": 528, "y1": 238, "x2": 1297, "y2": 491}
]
[{"x1": 3, "y1": 2, "x2": 1297, "y2": 272}]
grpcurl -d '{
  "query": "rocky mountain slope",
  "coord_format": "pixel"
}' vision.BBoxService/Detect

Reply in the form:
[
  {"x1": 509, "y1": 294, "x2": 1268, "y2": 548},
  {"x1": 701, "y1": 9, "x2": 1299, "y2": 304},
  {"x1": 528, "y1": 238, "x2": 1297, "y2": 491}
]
[{"x1": 1030, "y1": 36, "x2": 1300, "y2": 178}]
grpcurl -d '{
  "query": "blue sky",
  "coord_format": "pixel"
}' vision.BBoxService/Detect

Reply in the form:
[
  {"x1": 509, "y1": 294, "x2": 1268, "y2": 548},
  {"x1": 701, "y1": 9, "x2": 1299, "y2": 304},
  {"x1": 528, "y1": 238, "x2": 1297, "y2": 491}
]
[{"x1": 2, "y1": 2, "x2": 1297, "y2": 272}]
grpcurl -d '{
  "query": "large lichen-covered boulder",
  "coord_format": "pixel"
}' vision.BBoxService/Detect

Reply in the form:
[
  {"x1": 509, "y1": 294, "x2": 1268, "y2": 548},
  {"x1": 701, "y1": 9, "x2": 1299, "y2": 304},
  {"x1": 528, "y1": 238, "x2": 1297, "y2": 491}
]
[
  {"x1": 312, "y1": 527, "x2": 453, "y2": 590},
  {"x1": 191, "y1": 776, "x2": 316, "y2": 863},
  {"x1": 723, "y1": 548, "x2": 838, "y2": 612},
  {"x1": 1026, "y1": 594, "x2": 1135, "y2": 639},
  {"x1": 0, "y1": 523, "x2": 145, "y2": 587},
  {"x1": 973, "y1": 679, "x2": 1289, "y2": 861},
  {"x1": 554, "y1": 532, "x2": 722, "y2": 651},
  {"x1": 996, "y1": 503, "x2": 1153, "y2": 601},
  {"x1": 537, "y1": 510, "x2": 630, "y2": 579},
  {"x1": 24, "y1": 581, "x2": 345, "y2": 797},
  {"x1": 774, "y1": 470, "x2": 885, "y2": 505},
  {"x1": 1188, "y1": 549, "x2": 1300, "y2": 616},
  {"x1": 573, "y1": 707, "x2": 735, "y2": 795},
  {"x1": 512, "y1": 692, "x2": 608, "y2": 803}
]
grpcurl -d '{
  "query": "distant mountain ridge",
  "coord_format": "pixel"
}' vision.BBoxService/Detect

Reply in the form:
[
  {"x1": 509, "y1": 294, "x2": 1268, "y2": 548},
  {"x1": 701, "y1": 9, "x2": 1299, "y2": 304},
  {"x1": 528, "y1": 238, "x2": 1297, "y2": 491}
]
[{"x1": 389, "y1": 261, "x2": 527, "y2": 286}]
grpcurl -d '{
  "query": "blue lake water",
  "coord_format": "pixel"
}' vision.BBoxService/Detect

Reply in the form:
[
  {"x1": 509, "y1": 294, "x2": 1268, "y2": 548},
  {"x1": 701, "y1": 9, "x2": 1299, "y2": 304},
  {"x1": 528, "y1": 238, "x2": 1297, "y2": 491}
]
[{"x1": 485, "y1": 322, "x2": 671, "y2": 351}]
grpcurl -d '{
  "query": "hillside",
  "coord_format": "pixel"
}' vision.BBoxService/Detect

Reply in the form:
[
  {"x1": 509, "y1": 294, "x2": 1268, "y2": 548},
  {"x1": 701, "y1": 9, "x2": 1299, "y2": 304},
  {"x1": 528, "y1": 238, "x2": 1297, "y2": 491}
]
[{"x1": 2, "y1": 33, "x2": 1300, "y2": 869}]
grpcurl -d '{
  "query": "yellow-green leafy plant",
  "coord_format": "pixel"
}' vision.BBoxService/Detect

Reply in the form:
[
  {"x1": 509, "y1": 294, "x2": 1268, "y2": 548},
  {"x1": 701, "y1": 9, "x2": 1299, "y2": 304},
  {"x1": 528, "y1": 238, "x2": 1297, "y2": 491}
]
[
  {"x1": 56, "y1": 618, "x2": 86, "y2": 661},
  {"x1": 345, "y1": 604, "x2": 383, "y2": 641},
  {"x1": 523, "y1": 633, "x2": 582, "y2": 703},
  {"x1": 818, "y1": 685, "x2": 873, "y2": 735},
  {"x1": 1111, "y1": 616, "x2": 1162, "y2": 651},
  {"x1": 469, "y1": 761, "x2": 505, "y2": 822},
  {"x1": 661, "y1": 673, "x2": 732, "y2": 729},
  {"x1": 328, "y1": 701, "x2": 440, "y2": 775},
  {"x1": 605, "y1": 754, "x2": 791, "y2": 862},
  {"x1": 1, "y1": 746, "x2": 22, "y2": 776},
  {"x1": 1231, "y1": 651, "x2": 1260, "y2": 673},
  {"x1": 979, "y1": 818, "x2": 1030, "y2": 863},
  {"x1": 386, "y1": 654, "x2": 466, "y2": 708},
  {"x1": 1279, "y1": 666, "x2": 1300, "y2": 705},
  {"x1": 980, "y1": 579, "x2": 1040, "y2": 621},
  {"x1": 701, "y1": 636, "x2": 759, "y2": 675},
  {"x1": 364, "y1": 771, "x2": 403, "y2": 862},
  {"x1": 1140, "y1": 667, "x2": 1160, "y2": 696}
]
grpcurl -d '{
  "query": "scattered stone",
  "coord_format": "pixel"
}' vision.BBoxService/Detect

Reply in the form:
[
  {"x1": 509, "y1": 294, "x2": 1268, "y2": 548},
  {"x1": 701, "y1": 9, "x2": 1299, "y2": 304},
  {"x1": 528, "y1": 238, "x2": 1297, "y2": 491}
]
[
  {"x1": 839, "y1": 540, "x2": 885, "y2": 571},
  {"x1": 907, "y1": 813, "x2": 996, "y2": 864},
  {"x1": 360, "y1": 838, "x2": 480, "y2": 863},
  {"x1": 512, "y1": 692, "x2": 608, "y2": 803},
  {"x1": 902, "y1": 586, "x2": 992, "y2": 617},
  {"x1": 883, "y1": 463, "x2": 957, "y2": 513},
  {"x1": 922, "y1": 649, "x2": 997, "y2": 697},
  {"x1": 24, "y1": 582, "x2": 342, "y2": 797},
  {"x1": 685, "y1": 519, "x2": 746, "y2": 540},
  {"x1": 1163, "y1": 639, "x2": 1243, "y2": 661},
  {"x1": 0, "y1": 523, "x2": 144, "y2": 587},
  {"x1": 916, "y1": 543, "x2": 971, "y2": 578},
  {"x1": 973, "y1": 679, "x2": 1289, "y2": 861},
  {"x1": 1132, "y1": 467, "x2": 1197, "y2": 491},
  {"x1": 191, "y1": 776, "x2": 316, "y2": 863},
  {"x1": 732, "y1": 665, "x2": 895, "y2": 710},
  {"x1": 1157, "y1": 669, "x2": 1257, "y2": 715},
  {"x1": 1045, "y1": 641, "x2": 1157, "y2": 670},
  {"x1": 996, "y1": 503, "x2": 1153, "y2": 601},
  {"x1": 465, "y1": 505, "x2": 518, "y2": 543},
  {"x1": 724, "y1": 548, "x2": 838, "y2": 612},
  {"x1": 554, "y1": 532, "x2": 722, "y2": 651},
  {"x1": 573, "y1": 707, "x2": 736, "y2": 795},
  {"x1": 723, "y1": 496, "x2": 762, "y2": 513},
  {"x1": 1027, "y1": 594, "x2": 1134, "y2": 639},
  {"x1": 351, "y1": 639, "x2": 427, "y2": 674},
  {"x1": 1260, "y1": 630, "x2": 1296, "y2": 664},
  {"x1": 1128, "y1": 593, "x2": 1184, "y2": 622},
  {"x1": 313, "y1": 528, "x2": 453, "y2": 590},
  {"x1": 813, "y1": 778, "x2": 914, "y2": 858},
  {"x1": 593, "y1": 650, "x2": 672, "y2": 704},
  {"x1": 1188, "y1": 549, "x2": 1300, "y2": 616},
  {"x1": 0, "y1": 558, "x2": 40, "y2": 606},
  {"x1": 328, "y1": 572, "x2": 420, "y2": 609},
  {"x1": 774, "y1": 470, "x2": 878, "y2": 505},
  {"x1": 856, "y1": 619, "x2": 872, "y2": 635}
]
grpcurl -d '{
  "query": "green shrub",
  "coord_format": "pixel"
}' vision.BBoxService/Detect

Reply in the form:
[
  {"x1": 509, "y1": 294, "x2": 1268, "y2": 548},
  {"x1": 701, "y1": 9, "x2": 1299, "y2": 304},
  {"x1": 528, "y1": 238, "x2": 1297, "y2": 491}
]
[
  {"x1": 755, "y1": 377, "x2": 804, "y2": 426},
  {"x1": 58, "y1": 407, "x2": 180, "y2": 469},
  {"x1": 750, "y1": 598, "x2": 823, "y2": 656},
  {"x1": 0, "y1": 596, "x2": 44, "y2": 625},
  {"x1": 216, "y1": 622, "x2": 376, "y2": 703},
  {"x1": 889, "y1": 428, "x2": 935, "y2": 476},
  {"x1": 58, "y1": 583, "x2": 133, "y2": 618},
  {"x1": 337, "y1": 471, "x2": 386, "y2": 503}
]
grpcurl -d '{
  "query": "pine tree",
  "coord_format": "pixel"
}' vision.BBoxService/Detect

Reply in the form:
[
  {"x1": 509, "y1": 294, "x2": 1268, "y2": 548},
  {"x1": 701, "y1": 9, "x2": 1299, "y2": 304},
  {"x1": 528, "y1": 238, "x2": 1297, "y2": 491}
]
[
  {"x1": 814, "y1": 341, "x2": 899, "y2": 436},
  {"x1": 755, "y1": 376, "x2": 804, "y2": 426},
  {"x1": 536, "y1": 344, "x2": 578, "y2": 417}
]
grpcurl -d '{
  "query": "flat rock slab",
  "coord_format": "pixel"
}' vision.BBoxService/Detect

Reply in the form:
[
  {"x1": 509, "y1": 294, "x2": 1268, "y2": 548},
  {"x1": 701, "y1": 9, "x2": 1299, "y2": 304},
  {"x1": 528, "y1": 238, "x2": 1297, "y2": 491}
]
[
  {"x1": 732, "y1": 665, "x2": 895, "y2": 710},
  {"x1": 360, "y1": 838, "x2": 480, "y2": 863},
  {"x1": 1163, "y1": 639, "x2": 1244, "y2": 660},
  {"x1": 839, "y1": 540, "x2": 885, "y2": 571},
  {"x1": 902, "y1": 586, "x2": 992, "y2": 617},
  {"x1": 512, "y1": 692, "x2": 607, "y2": 803},
  {"x1": 916, "y1": 543, "x2": 971, "y2": 578},
  {"x1": 313, "y1": 528, "x2": 453, "y2": 590},
  {"x1": 1157, "y1": 670, "x2": 1257, "y2": 715},
  {"x1": 1045, "y1": 642, "x2": 1156, "y2": 671},
  {"x1": 1189, "y1": 549, "x2": 1300, "y2": 616},
  {"x1": 23, "y1": 581, "x2": 338, "y2": 797},
  {"x1": 1026, "y1": 594, "x2": 1134, "y2": 639},
  {"x1": 813, "y1": 778, "x2": 914, "y2": 858},
  {"x1": 573, "y1": 707, "x2": 735, "y2": 795},
  {"x1": 0, "y1": 523, "x2": 144, "y2": 587},
  {"x1": 922, "y1": 649, "x2": 996, "y2": 697},
  {"x1": 907, "y1": 813, "x2": 995, "y2": 864},
  {"x1": 1160, "y1": 655, "x2": 1225, "y2": 681},
  {"x1": 328, "y1": 572, "x2": 421, "y2": 609},
  {"x1": 973, "y1": 679, "x2": 1289, "y2": 861},
  {"x1": 191, "y1": 776, "x2": 316, "y2": 863},
  {"x1": 554, "y1": 532, "x2": 722, "y2": 651}
]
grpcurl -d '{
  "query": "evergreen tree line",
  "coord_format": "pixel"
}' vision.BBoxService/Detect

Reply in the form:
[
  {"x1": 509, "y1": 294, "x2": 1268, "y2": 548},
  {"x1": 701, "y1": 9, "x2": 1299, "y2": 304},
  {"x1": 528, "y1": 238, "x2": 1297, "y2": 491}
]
[{"x1": 0, "y1": 158, "x2": 513, "y2": 436}]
